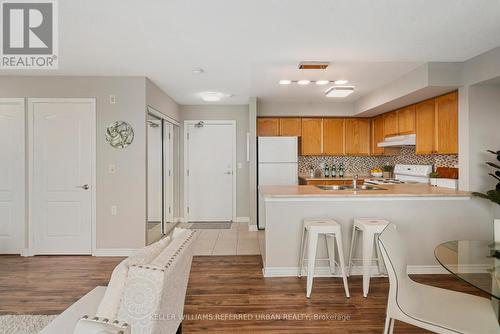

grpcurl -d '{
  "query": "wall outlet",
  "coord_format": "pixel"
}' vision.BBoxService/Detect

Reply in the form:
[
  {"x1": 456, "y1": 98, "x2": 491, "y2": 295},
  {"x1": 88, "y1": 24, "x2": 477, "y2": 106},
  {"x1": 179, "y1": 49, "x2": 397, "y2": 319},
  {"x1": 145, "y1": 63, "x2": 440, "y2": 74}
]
[
  {"x1": 109, "y1": 95, "x2": 116, "y2": 104},
  {"x1": 108, "y1": 164, "x2": 116, "y2": 174},
  {"x1": 111, "y1": 205, "x2": 117, "y2": 216}
]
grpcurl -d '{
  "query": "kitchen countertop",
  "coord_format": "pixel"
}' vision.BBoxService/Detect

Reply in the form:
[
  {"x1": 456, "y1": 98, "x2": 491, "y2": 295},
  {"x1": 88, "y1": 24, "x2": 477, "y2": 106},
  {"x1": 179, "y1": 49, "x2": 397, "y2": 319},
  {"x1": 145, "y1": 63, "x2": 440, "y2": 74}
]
[{"x1": 260, "y1": 184, "x2": 470, "y2": 198}]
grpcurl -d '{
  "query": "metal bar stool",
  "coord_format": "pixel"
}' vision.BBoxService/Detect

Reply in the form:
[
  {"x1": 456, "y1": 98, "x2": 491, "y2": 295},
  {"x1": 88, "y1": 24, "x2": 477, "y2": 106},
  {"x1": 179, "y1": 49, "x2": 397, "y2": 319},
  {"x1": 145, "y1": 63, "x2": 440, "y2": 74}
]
[
  {"x1": 347, "y1": 218, "x2": 390, "y2": 297},
  {"x1": 298, "y1": 218, "x2": 350, "y2": 299}
]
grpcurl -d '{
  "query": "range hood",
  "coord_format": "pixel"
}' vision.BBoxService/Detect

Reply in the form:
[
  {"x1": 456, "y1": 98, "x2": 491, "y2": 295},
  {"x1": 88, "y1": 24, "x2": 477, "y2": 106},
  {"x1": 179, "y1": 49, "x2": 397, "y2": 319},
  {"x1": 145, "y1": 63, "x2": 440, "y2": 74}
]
[{"x1": 377, "y1": 134, "x2": 416, "y2": 147}]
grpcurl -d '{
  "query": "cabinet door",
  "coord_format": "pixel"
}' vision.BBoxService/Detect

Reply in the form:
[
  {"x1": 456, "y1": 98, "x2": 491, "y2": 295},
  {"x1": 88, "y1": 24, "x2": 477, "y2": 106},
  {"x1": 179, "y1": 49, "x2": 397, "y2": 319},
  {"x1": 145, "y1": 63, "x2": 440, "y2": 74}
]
[
  {"x1": 435, "y1": 91, "x2": 458, "y2": 154},
  {"x1": 398, "y1": 105, "x2": 416, "y2": 135},
  {"x1": 279, "y1": 118, "x2": 302, "y2": 136},
  {"x1": 415, "y1": 99, "x2": 436, "y2": 155},
  {"x1": 383, "y1": 111, "x2": 398, "y2": 137},
  {"x1": 323, "y1": 118, "x2": 345, "y2": 155},
  {"x1": 257, "y1": 118, "x2": 279, "y2": 136},
  {"x1": 345, "y1": 119, "x2": 371, "y2": 156},
  {"x1": 301, "y1": 118, "x2": 323, "y2": 155},
  {"x1": 371, "y1": 115, "x2": 385, "y2": 155}
]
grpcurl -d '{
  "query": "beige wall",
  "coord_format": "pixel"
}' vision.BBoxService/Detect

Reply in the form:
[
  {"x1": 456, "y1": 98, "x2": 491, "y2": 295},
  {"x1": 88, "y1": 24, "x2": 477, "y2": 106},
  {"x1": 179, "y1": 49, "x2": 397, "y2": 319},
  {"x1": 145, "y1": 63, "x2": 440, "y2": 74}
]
[
  {"x1": 0, "y1": 76, "x2": 179, "y2": 250},
  {"x1": 146, "y1": 79, "x2": 180, "y2": 121},
  {"x1": 180, "y1": 105, "x2": 250, "y2": 218}
]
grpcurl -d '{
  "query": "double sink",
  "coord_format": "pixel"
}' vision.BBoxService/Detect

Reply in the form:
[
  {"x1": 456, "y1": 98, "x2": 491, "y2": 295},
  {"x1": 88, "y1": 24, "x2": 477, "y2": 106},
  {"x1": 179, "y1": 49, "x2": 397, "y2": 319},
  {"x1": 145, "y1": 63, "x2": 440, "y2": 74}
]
[{"x1": 315, "y1": 184, "x2": 386, "y2": 191}]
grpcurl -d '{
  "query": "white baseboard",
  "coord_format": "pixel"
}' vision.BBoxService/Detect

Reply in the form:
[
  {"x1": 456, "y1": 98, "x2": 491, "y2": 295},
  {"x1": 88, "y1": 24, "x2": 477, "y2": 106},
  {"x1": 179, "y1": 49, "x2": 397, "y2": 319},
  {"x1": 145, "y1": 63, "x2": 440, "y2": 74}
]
[
  {"x1": 20, "y1": 248, "x2": 33, "y2": 257},
  {"x1": 93, "y1": 248, "x2": 138, "y2": 257},
  {"x1": 262, "y1": 264, "x2": 489, "y2": 277},
  {"x1": 248, "y1": 224, "x2": 258, "y2": 232},
  {"x1": 234, "y1": 216, "x2": 250, "y2": 223}
]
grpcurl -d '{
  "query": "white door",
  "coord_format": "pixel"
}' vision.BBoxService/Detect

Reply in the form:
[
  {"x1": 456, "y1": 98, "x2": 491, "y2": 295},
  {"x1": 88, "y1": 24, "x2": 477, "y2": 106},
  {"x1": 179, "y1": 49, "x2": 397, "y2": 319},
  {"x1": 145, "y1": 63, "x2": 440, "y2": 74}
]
[
  {"x1": 186, "y1": 121, "x2": 235, "y2": 222},
  {"x1": 30, "y1": 98, "x2": 95, "y2": 255},
  {"x1": 0, "y1": 99, "x2": 25, "y2": 254},
  {"x1": 163, "y1": 122, "x2": 174, "y2": 225},
  {"x1": 147, "y1": 119, "x2": 163, "y2": 224}
]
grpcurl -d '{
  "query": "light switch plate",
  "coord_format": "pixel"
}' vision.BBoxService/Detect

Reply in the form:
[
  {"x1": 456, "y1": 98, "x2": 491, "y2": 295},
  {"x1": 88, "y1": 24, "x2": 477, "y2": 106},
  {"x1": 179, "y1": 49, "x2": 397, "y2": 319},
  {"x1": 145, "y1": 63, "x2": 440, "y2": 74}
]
[
  {"x1": 109, "y1": 95, "x2": 116, "y2": 104},
  {"x1": 111, "y1": 205, "x2": 117, "y2": 216},
  {"x1": 108, "y1": 164, "x2": 116, "y2": 174}
]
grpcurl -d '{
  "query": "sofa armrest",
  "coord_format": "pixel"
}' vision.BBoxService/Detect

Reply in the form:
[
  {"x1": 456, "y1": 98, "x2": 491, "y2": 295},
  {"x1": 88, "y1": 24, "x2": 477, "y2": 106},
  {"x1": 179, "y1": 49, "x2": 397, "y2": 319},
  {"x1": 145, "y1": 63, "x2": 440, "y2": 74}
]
[{"x1": 73, "y1": 315, "x2": 131, "y2": 334}]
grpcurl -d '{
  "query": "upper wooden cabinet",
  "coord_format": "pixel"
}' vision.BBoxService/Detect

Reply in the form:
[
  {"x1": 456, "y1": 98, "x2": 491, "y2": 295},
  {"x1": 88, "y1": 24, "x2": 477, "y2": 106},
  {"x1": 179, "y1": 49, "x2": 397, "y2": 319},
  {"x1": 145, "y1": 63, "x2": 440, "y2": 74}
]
[
  {"x1": 371, "y1": 115, "x2": 385, "y2": 155},
  {"x1": 323, "y1": 118, "x2": 345, "y2": 155},
  {"x1": 435, "y1": 91, "x2": 458, "y2": 154},
  {"x1": 301, "y1": 118, "x2": 323, "y2": 155},
  {"x1": 383, "y1": 111, "x2": 398, "y2": 137},
  {"x1": 279, "y1": 118, "x2": 302, "y2": 136},
  {"x1": 397, "y1": 105, "x2": 416, "y2": 135},
  {"x1": 345, "y1": 119, "x2": 371, "y2": 156},
  {"x1": 415, "y1": 99, "x2": 436, "y2": 155},
  {"x1": 257, "y1": 118, "x2": 279, "y2": 136}
]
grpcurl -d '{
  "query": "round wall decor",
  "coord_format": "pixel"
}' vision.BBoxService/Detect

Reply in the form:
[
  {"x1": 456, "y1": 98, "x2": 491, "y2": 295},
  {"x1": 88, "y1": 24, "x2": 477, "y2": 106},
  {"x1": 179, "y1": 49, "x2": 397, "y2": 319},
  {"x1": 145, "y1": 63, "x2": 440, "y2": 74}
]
[{"x1": 106, "y1": 121, "x2": 134, "y2": 148}]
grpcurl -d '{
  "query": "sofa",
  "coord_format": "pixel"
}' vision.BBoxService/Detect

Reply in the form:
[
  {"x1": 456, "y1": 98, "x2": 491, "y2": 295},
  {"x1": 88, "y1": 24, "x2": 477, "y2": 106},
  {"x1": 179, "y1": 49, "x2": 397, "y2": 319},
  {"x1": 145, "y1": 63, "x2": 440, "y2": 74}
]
[{"x1": 40, "y1": 228, "x2": 196, "y2": 334}]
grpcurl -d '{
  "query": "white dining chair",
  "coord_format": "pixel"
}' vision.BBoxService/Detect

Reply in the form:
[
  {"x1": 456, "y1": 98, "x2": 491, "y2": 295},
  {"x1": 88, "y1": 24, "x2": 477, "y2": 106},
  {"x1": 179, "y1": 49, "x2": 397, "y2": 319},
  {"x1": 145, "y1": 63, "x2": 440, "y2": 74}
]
[{"x1": 378, "y1": 224, "x2": 500, "y2": 334}]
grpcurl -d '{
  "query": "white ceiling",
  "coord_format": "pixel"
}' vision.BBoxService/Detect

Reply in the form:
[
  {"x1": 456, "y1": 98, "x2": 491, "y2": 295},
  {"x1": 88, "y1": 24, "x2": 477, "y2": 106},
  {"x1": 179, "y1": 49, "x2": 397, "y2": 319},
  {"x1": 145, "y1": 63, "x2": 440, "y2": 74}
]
[{"x1": 2, "y1": 0, "x2": 500, "y2": 104}]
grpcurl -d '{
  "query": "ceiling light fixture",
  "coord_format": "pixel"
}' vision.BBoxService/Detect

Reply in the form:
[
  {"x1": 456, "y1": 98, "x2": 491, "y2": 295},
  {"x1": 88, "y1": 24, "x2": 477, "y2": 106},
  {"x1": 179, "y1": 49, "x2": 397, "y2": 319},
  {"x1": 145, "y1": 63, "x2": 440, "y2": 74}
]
[
  {"x1": 334, "y1": 79, "x2": 348, "y2": 85},
  {"x1": 279, "y1": 79, "x2": 292, "y2": 85},
  {"x1": 297, "y1": 80, "x2": 311, "y2": 85},
  {"x1": 199, "y1": 91, "x2": 230, "y2": 102},
  {"x1": 298, "y1": 61, "x2": 330, "y2": 70},
  {"x1": 325, "y1": 86, "x2": 355, "y2": 98},
  {"x1": 192, "y1": 68, "x2": 204, "y2": 74},
  {"x1": 316, "y1": 80, "x2": 329, "y2": 86}
]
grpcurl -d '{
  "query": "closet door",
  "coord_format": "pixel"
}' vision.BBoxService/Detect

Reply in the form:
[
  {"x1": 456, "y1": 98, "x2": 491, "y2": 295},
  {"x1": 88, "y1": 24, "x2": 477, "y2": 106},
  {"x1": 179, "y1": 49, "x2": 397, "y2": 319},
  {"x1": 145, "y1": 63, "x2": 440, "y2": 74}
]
[
  {"x1": 163, "y1": 122, "x2": 174, "y2": 225},
  {"x1": 0, "y1": 99, "x2": 25, "y2": 254}
]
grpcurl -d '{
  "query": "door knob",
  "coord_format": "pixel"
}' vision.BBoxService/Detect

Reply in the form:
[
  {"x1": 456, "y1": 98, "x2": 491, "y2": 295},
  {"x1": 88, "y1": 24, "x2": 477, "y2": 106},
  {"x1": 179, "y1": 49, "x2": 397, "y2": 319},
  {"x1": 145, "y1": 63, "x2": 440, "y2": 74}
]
[
  {"x1": 76, "y1": 184, "x2": 90, "y2": 190},
  {"x1": 224, "y1": 171, "x2": 232, "y2": 175}
]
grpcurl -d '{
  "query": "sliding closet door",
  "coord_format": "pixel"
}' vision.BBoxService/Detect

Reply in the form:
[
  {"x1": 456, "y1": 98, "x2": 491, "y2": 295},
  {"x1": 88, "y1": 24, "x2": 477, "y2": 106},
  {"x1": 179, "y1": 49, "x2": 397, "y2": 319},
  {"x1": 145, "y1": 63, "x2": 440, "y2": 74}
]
[
  {"x1": 0, "y1": 99, "x2": 25, "y2": 254},
  {"x1": 163, "y1": 122, "x2": 174, "y2": 226},
  {"x1": 147, "y1": 117, "x2": 163, "y2": 243}
]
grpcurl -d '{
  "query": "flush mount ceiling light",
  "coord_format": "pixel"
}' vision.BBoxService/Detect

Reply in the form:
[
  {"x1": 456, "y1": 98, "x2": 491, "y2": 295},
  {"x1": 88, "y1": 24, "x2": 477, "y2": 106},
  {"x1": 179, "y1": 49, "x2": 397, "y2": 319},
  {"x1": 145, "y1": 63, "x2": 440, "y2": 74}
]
[
  {"x1": 279, "y1": 79, "x2": 292, "y2": 85},
  {"x1": 199, "y1": 91, "x2": 230, "y2": 102},
  {"x1": 334, "y1": 79, "x2": 348, "y2": 85},
  {"x1": 297, "y1": 80, "x2": 311, "y2": 85},
  {"x1": 192, "y1": 68, "x2": 204, "y2": 74},
  {"x1": 325, "y1": 86, "x2": 355, "y2": 98}
]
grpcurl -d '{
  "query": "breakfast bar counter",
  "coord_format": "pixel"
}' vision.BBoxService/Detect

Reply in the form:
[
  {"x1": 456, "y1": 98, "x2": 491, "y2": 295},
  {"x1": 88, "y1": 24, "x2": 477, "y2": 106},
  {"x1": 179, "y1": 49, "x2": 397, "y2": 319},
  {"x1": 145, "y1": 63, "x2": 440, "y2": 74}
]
[{"x1": 258, "y1": 184, "x2": 492, "y2": 278}]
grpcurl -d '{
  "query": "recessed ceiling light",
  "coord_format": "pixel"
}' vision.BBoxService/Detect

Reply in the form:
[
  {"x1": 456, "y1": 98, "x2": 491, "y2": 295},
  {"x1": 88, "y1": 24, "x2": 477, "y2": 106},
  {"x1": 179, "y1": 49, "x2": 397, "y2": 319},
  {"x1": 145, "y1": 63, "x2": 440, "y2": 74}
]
[
  {"x1": 334, "y1": 79, "x2": 348, "y2": 85},
  {"x1": 297, "y1": 80, "x2": 310, "y2": 85},
  {"x1": 325, "y1": 86, "x2": 355, "y2": 98},
  {"x1": 199, "y1": 91, "x2": 229, "y2": 102},
  {"x1": 192, "y1": 68, "x2": 204, "y2": 74},
  {"x1": 279, "y1": 79, "x2": 292, "y2": 85},
  {"x1": 316, "y1": 80, "x2": 330, "y2": 85}
]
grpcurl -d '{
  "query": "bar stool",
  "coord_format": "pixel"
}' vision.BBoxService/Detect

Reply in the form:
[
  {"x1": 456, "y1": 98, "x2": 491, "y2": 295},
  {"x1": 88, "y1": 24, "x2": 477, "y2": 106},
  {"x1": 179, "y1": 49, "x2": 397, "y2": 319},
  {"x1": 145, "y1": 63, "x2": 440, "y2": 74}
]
[
  {"x1": 298, "y1": 218, "x2": 350, "y2": 299},
  {"x1": 347, "y1": 218, "x2": 390, "y2": 297}
]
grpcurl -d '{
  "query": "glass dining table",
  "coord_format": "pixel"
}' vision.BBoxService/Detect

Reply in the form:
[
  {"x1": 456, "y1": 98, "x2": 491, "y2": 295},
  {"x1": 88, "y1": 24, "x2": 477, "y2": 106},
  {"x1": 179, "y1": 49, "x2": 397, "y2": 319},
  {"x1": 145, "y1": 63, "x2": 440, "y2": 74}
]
[{"x1": 435, "y1": 240, "x2": 500, "y2": 300}]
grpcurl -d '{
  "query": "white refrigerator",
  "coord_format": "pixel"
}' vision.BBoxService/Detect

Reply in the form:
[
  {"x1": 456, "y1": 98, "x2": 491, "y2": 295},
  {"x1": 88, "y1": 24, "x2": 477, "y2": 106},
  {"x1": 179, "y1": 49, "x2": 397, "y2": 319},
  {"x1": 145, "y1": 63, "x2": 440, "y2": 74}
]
[{"x1": 257, "y1": 137, "x2": 298, "y2": 229}]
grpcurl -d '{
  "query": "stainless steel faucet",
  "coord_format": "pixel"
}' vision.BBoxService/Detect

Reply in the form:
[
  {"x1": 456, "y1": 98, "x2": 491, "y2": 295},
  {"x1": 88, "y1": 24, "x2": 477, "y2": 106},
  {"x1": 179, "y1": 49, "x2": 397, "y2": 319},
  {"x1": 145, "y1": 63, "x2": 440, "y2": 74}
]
[{"x1": 352, "y1": 174, "x2": 358, "y2": 190}]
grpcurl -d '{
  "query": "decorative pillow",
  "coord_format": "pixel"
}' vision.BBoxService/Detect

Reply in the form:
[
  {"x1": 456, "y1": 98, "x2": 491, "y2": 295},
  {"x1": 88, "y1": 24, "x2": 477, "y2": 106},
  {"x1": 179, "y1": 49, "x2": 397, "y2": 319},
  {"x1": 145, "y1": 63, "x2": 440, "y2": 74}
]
[
  {"x1": 116, "y1": 265, "x2": 164, "y2": 334},
  {"x1": 96, "y1": 236, "x2": 172, "y2": 319}
]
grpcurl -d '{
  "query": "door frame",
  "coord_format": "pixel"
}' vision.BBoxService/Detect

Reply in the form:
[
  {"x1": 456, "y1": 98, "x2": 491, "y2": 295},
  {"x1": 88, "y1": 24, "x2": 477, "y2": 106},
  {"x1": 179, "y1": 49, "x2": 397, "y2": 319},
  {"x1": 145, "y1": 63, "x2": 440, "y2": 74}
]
[
  {"x1": 183, "y1": 120, "x2": 237, "y2": 222},
  {"x1": 27, "y1": 98, "x2": 97, "y2": 255},
  {"x1": 0, "y1": 98, "x2": 25, "y2": 254}
]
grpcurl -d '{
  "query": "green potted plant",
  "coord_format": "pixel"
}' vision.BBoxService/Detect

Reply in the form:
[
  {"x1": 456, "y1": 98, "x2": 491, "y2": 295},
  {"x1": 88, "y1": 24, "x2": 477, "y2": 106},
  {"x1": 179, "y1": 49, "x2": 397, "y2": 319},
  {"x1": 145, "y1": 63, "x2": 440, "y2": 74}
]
[
  {"x1": 472, "y1": 150, "x2": 500, "y2": 241},
  {"x1": 382, "y1": 164, "x2": 394, "y2": 179},
  {"x1": 429, "y1": 171, "x2": 440, "y2": 186}
]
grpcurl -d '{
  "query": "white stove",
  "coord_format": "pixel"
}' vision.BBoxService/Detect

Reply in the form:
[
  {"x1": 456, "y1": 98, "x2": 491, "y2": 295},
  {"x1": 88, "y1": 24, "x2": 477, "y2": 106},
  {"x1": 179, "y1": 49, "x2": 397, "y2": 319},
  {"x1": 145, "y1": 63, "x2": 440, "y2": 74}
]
[{"x1": 365, "y1": 164, "x2": 433, "y2": 185}]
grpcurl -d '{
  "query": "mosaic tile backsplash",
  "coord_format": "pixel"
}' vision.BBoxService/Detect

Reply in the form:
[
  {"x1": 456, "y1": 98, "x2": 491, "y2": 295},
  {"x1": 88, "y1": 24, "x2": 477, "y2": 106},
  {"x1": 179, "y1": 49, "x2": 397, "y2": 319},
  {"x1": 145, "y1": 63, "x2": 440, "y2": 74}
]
[{"x1": 298, "y1": 147, "x2": 458, "y2": 175}]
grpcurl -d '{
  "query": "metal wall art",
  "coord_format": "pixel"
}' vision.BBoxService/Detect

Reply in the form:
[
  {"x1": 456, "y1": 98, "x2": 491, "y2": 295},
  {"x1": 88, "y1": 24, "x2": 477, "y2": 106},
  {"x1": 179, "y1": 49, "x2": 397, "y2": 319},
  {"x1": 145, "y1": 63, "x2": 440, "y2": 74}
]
[{"x1": 106, "y1": 121, "x2": 134, "y2": 148}]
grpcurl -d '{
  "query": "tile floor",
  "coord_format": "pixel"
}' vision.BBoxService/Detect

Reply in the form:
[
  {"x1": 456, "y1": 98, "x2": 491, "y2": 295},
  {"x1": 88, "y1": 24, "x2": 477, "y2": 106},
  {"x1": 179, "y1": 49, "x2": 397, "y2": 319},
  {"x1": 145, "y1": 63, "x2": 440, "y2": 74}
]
[{"x1": 178, "y1": 222, "x2": 263, "y2": 256}]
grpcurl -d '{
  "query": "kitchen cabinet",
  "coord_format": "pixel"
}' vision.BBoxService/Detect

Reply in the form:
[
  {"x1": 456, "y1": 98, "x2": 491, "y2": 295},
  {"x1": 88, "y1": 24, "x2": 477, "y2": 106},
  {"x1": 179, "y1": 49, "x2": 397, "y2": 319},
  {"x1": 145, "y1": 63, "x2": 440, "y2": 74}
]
[
  {"x1": 415, "y1": 99, "x2": 436, "y2": 154},
  {"x1": 345, "y1": 119, "x2": 371, "y2": 156},
  {"x1": 279, "y1": 118, "x2": 302, "y2": 136},
  {"x1": 397, "y1": 105, "x2": 416, "y2": 135},
  {"x1": 371, "y1": 115, "x2": 385, "y2": 155},
  {"x1": 323, "y1": 118, "x2": 345, "y2": 155},
  {"x1": 435, "y1": 91, "x2": 458, "y2": 154},
  {"x1": 383, "y1": 111, "x2": 398, "y2": 137},
  {"x1": 257, "y1": 118, "x2": 279, "y2": 136},
  {"x1": 301, "y1": 118, "x2": 323, "y2": 155}
]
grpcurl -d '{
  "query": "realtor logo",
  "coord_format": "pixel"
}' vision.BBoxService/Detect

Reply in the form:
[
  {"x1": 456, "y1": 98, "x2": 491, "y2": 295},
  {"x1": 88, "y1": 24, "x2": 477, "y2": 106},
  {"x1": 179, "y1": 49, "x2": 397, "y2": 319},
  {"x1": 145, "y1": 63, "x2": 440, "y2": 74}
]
[{"x1": 1, "y1": 0, "x2": 58, "y2": 69}]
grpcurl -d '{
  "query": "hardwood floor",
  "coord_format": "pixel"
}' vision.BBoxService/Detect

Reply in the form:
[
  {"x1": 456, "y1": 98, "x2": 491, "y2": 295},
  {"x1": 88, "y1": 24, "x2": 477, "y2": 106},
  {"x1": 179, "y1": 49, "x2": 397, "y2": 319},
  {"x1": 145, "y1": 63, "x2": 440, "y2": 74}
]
[{"x1": 0, "y1": 255, "x2": 489, "y2": 333}]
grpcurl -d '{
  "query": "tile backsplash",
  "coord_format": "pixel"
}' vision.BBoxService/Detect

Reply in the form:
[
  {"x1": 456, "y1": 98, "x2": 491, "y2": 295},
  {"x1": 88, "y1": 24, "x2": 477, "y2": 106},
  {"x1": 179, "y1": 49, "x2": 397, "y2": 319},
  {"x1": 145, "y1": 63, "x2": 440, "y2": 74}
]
[{"x1": 298, "y1": 147, "x2": 458, "y2": 175}]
